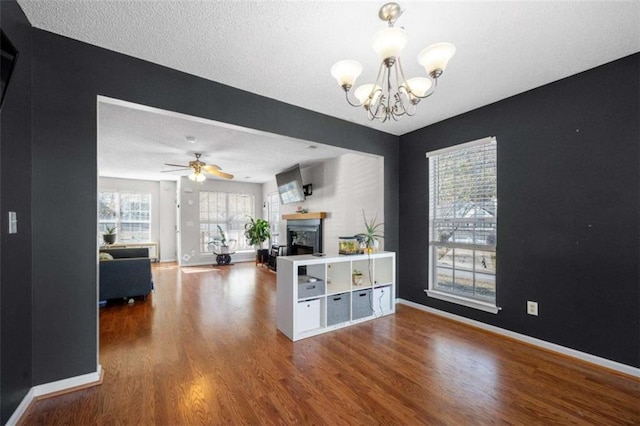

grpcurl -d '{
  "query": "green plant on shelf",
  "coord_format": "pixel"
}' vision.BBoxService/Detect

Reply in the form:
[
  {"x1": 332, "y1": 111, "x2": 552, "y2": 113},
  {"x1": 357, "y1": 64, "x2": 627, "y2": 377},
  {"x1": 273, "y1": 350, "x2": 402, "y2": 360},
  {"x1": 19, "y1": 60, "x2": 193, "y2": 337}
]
[{"x1": 355, "y1": 210, "x2": 383, "y2": 253}]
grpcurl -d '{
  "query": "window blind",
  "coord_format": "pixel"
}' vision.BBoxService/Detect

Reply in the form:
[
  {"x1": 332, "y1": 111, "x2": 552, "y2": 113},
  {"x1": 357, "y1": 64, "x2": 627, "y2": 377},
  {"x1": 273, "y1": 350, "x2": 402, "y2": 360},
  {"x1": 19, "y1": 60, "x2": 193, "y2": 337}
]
[{"x1": 429, "y1": 138, "x2": 497, "y2": 224}]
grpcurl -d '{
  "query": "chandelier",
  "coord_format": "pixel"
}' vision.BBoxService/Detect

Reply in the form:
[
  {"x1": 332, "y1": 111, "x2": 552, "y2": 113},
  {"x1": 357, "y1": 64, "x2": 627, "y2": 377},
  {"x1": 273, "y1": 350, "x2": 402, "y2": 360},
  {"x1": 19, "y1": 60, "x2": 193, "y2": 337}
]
[{"x1": 330, "y1": 2, "x2": 455, "y2": 122}]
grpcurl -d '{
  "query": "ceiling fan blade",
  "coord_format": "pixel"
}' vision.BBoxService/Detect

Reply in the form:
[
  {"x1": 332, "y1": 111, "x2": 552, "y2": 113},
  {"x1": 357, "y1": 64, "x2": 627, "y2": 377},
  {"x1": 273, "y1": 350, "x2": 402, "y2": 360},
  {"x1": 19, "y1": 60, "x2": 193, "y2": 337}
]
[
  {"x1": 202, "y1": 165, "x2": 221, "y2": 174},
  {"x1": 205, "y1": 168, "x2": 234, "y2": 180},
  {"x1": 164, "y1": 163, "x2": 190, "y2": 168},
  {"x1": 161, "y1": 169, "x2": 190, "y2": 173}
]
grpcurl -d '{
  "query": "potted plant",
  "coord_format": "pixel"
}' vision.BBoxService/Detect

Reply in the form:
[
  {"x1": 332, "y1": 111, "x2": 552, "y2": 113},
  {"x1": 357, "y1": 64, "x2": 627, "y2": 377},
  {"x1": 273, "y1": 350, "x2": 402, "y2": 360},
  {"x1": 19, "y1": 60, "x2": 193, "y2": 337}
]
[
  {"x1": 103, "y1": 225, "x2": 117, "y2": 245},
  {"x1": 244, "y1": 216, "x2": 271, "y2": 264},
  {"x1": 209, "y1": 225, "x2": 236, "y2": 254},
  {"x1": 355, "y1": 210, "x2": 384, "y2": 253}
]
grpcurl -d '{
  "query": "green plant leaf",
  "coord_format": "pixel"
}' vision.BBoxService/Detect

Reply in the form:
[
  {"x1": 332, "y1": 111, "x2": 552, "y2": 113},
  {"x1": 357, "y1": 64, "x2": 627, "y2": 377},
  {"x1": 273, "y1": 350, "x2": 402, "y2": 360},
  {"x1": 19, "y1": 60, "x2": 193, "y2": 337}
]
[{"x1": 244, "y1": 216, "x2": 271, "y2": 247}]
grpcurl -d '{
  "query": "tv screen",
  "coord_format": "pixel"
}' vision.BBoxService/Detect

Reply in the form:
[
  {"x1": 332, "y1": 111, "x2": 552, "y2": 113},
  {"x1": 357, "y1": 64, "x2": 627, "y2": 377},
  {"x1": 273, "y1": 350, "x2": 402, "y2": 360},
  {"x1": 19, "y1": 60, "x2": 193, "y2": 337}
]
[
  {"x1": 276, "y1": 164, "x2": 305, "y2": 204},
  {"x1": 1, "y1": 30, "x2": 19, "y2": 108}
]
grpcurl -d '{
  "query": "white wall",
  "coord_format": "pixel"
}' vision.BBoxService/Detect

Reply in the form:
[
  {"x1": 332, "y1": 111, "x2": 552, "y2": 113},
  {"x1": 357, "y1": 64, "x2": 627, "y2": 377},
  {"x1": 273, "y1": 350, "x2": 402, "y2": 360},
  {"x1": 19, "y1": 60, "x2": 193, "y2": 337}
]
[
  {"x1": 178, "y1": 176, "x2": 264, "y2": 266},
  {"x1": 159, "y1": 180, "x2": 177, "y2": 261},
  {"x1": 263, "y1": 152, "x2": 384, "y2": 256}
]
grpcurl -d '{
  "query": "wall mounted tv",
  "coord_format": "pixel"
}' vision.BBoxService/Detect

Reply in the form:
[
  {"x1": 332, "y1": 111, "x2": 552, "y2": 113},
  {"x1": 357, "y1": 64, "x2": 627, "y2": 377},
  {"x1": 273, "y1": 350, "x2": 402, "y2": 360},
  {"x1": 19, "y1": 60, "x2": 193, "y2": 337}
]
[
  {"x1": 276, "y1": 164, "x2": 305, "y2": 204},
  {"x1": 1, "y1": 30, "x2": 19, "y2": 108}
]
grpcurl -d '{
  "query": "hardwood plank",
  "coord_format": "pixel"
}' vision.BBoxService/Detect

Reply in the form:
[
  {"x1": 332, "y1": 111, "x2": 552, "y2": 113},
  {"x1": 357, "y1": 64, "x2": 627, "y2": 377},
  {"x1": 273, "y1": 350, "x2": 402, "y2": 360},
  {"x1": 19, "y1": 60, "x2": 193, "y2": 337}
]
[{"x1": 19, "y1": 262, "x2": 640, "y2": 425}]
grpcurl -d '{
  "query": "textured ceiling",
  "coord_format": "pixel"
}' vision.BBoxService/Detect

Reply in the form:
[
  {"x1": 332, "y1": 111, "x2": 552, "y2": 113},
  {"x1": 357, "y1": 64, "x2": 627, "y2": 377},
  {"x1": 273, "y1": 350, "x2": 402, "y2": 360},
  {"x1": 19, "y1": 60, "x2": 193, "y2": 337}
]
[
  {"x1": 98, "y1": 98, "x2": 354, "y2": 183},
  {"x1": 17, "y1": 1, "x2": 640, "y2": 182}
]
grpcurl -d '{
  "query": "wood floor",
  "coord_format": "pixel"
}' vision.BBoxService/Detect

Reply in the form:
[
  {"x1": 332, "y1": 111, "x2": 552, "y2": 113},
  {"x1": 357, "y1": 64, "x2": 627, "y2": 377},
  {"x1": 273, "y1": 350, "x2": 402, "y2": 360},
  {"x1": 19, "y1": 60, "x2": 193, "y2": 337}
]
[{"x1": 21, "y1": 262, "x2": 639, "y2": 425}]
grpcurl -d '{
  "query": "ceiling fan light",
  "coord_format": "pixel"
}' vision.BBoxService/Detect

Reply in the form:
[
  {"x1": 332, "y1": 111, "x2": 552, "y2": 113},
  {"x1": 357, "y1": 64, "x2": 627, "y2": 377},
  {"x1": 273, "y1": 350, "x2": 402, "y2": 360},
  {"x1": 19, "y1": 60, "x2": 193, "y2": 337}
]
[
  {"x1": 403, "y1": 77, "x2": 432, "y2": 99},
  {"x1": 189, "y1": 171, "x2": 206, "y2": 182},
  {"x1": 354, "y1": 84, "x2": 382, "y2": 106},
  {"x1": 372, "y1": 27, "x2": 408, "y2": 62},
  {"x1": 418, "y1": 42, "x2": 456, "y2": 76},
  {"x1": 330, "y1": 60, "x2": 363, "y2": 88}
]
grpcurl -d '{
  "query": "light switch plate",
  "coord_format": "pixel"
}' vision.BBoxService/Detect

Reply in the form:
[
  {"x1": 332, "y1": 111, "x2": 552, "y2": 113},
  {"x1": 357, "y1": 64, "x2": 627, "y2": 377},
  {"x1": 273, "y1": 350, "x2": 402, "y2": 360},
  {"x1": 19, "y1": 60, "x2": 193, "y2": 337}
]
[{"x1": 8, "y1": 211, "x2": 17, "y2": 234}]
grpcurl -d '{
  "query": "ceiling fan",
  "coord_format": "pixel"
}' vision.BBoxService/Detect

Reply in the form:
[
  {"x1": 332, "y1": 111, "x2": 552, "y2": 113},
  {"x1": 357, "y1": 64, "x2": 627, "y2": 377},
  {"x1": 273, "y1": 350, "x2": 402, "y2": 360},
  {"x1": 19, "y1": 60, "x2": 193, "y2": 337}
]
[{"x1": 163, "y1": 153, "x2": 234, "y2": 181}]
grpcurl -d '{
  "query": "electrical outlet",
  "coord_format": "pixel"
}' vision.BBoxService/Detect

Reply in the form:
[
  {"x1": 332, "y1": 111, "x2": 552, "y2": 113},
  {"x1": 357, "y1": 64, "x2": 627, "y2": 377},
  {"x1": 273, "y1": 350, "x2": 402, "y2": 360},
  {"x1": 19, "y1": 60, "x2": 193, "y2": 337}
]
[{"x1": 527, "y1": 301, "x2": 538, "y2": 316}]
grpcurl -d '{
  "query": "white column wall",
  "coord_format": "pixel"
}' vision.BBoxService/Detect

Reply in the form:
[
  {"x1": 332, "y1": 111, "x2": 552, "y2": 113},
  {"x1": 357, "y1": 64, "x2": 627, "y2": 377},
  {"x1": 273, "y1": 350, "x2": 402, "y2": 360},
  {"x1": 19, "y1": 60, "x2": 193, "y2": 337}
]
[{"x1": 263, "y1": 152, "x2": 384, "y2": 256}]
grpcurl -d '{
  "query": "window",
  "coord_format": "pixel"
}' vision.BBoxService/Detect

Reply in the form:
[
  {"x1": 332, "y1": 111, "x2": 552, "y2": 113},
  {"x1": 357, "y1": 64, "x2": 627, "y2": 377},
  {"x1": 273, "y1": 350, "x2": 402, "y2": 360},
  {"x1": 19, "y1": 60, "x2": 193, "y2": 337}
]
[
  {"x1": 267, "y1": 192, "x2": 280, "y2": 245},
  {"x1": 426, "y1": 137, "x2": 498, "y2": 313},
  {"x1": 99, "y1": 191, "x2": 151, "y2": 241},
  {"x1": 200, "y1": 191, "x2": 255, "y2": 253}
]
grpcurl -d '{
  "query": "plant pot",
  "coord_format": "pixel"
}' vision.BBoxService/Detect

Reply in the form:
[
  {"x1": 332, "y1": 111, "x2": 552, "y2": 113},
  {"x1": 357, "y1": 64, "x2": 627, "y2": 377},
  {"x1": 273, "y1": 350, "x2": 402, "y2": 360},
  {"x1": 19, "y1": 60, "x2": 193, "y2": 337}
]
[
  {"x1": 256, "y1": 248, "x2": 269, "y2": 264},
  {"x1": 352, "y1": 274, "x2": 364, "y2": 286},
  {"x1": 103, "y1": 234, "x2": 116, "y2": 244}
]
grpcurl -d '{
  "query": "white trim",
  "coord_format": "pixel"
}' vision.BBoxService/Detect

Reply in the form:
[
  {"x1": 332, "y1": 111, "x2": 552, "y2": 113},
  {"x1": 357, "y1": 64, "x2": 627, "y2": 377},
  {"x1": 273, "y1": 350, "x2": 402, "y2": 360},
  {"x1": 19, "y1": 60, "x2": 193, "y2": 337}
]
[
  {"x1": 32, "y1": 365, "x2": 103, "y2": 397},
  {"x1": 425, "y1": 289, "x2": 500, "y2": 314},
  {"x1": 5, "y1": 388, "x2": 35, "y2": 426},
  {"x1": 6, "y1": 366, "x2": 103, "y2": 426},
  {"x1": 96, "y1": 98, "x2": 101, "y2": 379},
  {"x1": 396, "y1": 299, "x2": 640, "y2": 378},
  {"x1": 426, "y1": 136, "x2": 495, "y2": 158}
]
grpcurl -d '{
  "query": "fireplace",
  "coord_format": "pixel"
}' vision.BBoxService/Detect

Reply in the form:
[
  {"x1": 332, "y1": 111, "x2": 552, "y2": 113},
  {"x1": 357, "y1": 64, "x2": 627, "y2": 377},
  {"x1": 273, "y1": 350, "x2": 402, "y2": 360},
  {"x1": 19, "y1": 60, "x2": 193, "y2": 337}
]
[{"x1": 287, "y1": 219, "x2": 322, "y2": 255}]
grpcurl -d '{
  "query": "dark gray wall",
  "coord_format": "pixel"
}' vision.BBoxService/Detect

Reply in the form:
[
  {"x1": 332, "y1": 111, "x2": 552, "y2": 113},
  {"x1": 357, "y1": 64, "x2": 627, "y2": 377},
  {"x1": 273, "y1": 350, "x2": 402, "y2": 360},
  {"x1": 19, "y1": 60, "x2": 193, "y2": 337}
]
[
  {"x1": 30, "y1": 29, "x2": 399, "y2": 384},
  {"x1": 0, "y1": 1, "x2": 33, "y2": 423},
  {"x1": 399, "y1": 54, "x2": 640, "y2": 367}
]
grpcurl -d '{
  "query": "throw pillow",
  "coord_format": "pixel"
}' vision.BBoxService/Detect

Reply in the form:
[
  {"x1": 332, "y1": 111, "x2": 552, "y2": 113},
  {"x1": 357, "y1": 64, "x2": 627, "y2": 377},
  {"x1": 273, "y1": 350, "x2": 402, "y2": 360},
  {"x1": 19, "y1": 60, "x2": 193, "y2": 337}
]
[{"x1": 100, "y1": 252, "x2": 114, "y2": 261}]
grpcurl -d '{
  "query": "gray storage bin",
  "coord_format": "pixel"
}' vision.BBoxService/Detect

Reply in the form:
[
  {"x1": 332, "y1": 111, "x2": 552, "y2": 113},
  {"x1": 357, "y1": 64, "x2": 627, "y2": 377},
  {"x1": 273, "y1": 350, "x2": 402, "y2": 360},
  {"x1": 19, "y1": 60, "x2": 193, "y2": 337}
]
[
  {"x1": 352, "y1": 288, "x2": 373, "y2": 320},
  {"x1": 298, "y1": 275, "x2": 325, "y2": 299},
  {"x1": 327, "y1": 292, "x2": 351, "y2": 326}
]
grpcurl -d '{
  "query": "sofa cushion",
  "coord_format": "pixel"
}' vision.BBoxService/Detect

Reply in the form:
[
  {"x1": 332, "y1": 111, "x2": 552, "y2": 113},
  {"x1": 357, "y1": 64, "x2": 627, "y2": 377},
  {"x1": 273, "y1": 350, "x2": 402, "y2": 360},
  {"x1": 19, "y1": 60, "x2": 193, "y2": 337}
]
[{"x1": 99, "y1": 252, "x2": 114, "y2": 261}]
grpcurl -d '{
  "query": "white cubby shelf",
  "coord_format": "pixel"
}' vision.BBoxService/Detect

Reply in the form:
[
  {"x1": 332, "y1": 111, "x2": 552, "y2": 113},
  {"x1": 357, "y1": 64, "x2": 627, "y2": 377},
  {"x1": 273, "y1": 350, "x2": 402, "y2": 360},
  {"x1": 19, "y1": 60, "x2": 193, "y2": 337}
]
[{"x1": 276, "y1": 251, "x2": 396, "y2": 341}]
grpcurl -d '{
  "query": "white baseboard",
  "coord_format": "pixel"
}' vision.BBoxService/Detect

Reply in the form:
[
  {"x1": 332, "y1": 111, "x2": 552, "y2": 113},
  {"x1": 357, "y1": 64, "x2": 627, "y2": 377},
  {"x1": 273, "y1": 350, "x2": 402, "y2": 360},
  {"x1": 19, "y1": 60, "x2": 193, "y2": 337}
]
[
  {"x1": 396, "y1": 299, "x2": 640, "y2": 378},
  {"x1": 6, "y1": 365, "x2": 103, "y2": 426},
  {"x1": 5, "y1": 388, "x2": 35, "y2": 426}
]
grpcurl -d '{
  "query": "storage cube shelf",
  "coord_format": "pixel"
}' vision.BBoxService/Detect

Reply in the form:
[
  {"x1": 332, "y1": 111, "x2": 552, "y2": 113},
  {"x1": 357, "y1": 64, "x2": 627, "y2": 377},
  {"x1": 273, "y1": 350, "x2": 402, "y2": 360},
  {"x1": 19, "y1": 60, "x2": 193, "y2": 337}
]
[{"x1": 276, "y1": 251, "x2": 396, "y2": 341}]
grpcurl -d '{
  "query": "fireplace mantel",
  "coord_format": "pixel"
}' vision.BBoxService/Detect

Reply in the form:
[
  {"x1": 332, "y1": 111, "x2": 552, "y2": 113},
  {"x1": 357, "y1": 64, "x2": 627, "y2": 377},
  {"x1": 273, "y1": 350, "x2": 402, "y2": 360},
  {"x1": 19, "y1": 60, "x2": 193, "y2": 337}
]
[{"x1": 282, "y1": 212, "x2": 327, "y2": 220}]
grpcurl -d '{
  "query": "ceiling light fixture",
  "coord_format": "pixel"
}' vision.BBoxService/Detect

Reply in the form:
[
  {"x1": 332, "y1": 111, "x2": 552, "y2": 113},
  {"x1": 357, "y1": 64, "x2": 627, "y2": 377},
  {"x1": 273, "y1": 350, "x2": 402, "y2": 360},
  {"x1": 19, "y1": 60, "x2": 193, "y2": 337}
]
[
  {"x1": 186, "y1": 136, "x2": 197, "y2": 144},
  {"x1": 330, "y1": 2, "x2": 455, "y2": 123},
  {"x1": 189, "y1": 170, "x2": 206, "y2": 182}
]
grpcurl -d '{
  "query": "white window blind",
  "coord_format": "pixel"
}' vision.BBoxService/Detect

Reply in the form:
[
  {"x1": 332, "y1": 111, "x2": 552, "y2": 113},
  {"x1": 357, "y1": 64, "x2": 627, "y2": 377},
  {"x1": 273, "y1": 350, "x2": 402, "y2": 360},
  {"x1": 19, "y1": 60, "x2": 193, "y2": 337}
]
[
  {"x1": 200, "y1": 191, "x2": 255, "y2": 253},
  {"x1": 427, "y1": 137, "x2": 498, "y2": 308},
  {"x1": 268, "y1": 192, "x2": 281, "y2": 245},
  {"x1": 99, "y1": 191, "x2": 152, "y2": 242}
]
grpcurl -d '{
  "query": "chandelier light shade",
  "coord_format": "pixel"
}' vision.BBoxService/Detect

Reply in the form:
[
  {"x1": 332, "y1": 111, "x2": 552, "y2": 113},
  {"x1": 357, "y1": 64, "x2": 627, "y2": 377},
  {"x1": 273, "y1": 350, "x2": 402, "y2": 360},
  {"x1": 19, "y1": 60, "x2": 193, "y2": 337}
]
[
  {"x1": 330, "y1": 60, "x2": 363, "y2": 88},
  {"x1": 330, "y1": 2, "x2": 455, "y2": 122},
  {"x1": 402, "y1": 77, "x2": 432, "y2": 102},
  {"x1": 355, "y1": 84, "x2": 382, "y2": 106},
  {"x1": 418, "y1": 42, "x2": 457, "y2": 78},
  {"x1": 372, "y1": 27, "x2": 408, "y2": 62}
]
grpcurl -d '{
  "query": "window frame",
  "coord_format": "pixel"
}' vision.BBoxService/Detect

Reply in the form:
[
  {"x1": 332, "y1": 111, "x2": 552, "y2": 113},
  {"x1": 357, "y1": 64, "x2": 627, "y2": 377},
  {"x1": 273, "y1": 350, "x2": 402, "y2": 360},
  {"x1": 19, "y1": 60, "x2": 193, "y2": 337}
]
[{"x1": 425, "y1": 137, "x2": 500, "y2": 314}]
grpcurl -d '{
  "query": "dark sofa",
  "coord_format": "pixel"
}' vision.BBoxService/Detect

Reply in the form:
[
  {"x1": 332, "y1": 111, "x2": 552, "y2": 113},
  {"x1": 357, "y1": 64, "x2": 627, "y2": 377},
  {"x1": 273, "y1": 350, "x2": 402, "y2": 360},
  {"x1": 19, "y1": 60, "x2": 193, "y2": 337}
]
[{"x1": 99, "y1": 247, "x2": 153, "y2": 301}]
